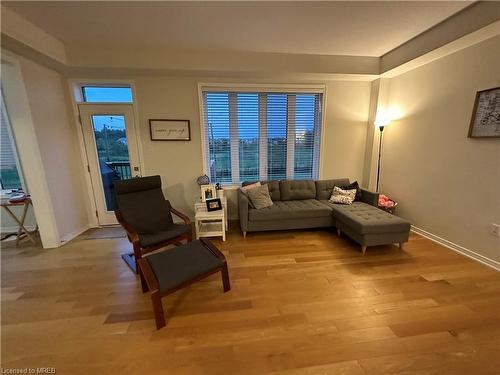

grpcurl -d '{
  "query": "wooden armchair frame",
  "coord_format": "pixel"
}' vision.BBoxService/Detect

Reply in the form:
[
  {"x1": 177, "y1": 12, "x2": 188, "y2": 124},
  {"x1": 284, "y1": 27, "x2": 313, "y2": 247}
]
[{"x1": 115, "y1": 203, "x2": 193, "y2": 273}]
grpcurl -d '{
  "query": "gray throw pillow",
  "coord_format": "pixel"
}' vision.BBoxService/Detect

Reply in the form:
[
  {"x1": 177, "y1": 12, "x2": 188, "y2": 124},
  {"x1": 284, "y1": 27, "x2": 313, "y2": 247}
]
[{"x1": 246, "y1": 184, "x2": 273, "y2": 209}]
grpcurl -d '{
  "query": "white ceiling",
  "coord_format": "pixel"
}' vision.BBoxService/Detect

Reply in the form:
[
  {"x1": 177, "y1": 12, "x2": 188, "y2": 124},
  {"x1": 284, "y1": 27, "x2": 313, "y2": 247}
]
[{"x1": 3, "y1": 1, "x2": 472, "y2": 57}]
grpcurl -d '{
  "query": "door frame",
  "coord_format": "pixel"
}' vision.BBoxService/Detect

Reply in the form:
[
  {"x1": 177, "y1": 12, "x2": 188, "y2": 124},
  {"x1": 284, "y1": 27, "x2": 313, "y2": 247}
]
[
  {"x1": 68, "y1": 79, "x2": 145, "y2": 227},
  {"x1": 79, "y1": 104, "x2": 141, "y2": 225}
]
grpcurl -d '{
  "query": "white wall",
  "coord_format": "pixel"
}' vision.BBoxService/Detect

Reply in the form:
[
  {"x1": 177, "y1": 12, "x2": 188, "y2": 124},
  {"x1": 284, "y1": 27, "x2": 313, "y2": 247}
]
[
  {"x1": 380, "y1": 35, "x2": 500, "y2": 262},
  {"x1": 11, "y1": 55, "x2": 89, "y2": 244},
  {"x1": 132, "y1": 77, "x2": 371, "y2": 219}
]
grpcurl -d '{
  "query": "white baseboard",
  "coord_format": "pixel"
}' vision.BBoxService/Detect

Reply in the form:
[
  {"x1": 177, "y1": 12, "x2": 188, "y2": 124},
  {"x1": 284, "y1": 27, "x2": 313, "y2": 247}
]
[
  {"x1": 59, "y1": 224, "x2": 90, "y2": 245},
  {"x1": 411, "y1": 225, "x2": 500, "y2": 271}
]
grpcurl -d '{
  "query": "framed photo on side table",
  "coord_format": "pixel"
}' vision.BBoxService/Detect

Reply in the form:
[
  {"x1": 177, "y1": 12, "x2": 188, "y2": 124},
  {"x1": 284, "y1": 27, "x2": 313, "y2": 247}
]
[
  {"x1": 468, "y1": 87, "x2": 500, "y2": 138},
  {"x1": 200, "y1": 184, "x2": 217, "y2": 202},
  {"x1": 206, "y1": 198, "x2": 222, "y2": 212},
  {"x1": 149, "y1": 119, "x2": 191, "y2": 141}
]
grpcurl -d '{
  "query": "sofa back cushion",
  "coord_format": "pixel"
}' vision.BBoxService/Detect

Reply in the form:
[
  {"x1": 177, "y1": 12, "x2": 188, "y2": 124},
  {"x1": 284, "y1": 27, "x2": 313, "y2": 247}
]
[
  {"x1": 242, "y1": 180, "x2": 281, "y2": 201},
  {"x1": 280, "y1": 180, "x2": 316, "y2": 201},
  {"x1": 315, "y1": 178, "x2": 350, "y2": 200}
]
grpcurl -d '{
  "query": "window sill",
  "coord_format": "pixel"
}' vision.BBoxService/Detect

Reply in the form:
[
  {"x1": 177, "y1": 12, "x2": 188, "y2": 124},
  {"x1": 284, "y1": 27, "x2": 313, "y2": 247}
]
[{"x1": 219, "y1": 185, "x2": 241, "y2": 190}]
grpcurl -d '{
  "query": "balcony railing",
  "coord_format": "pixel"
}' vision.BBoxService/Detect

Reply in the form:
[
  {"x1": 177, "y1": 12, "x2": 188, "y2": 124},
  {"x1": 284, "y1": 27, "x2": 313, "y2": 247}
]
[{"x1": 106, "y1": 161, "x2": 132, "y2": 180}]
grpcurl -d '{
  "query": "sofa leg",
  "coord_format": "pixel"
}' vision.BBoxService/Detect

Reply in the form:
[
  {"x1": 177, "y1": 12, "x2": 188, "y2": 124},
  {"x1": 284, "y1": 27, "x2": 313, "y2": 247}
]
[
  {"x1": 337, "y1": 228, "x2": 341, "y2": 236},
  {"x1": 243, "y1": 231, "x2": 247, "y2": 238},
  {"x1": 398, "y1": 242, "x2": 404, "y2": 250},
  {"x1": 361, "y1": 246, "x2": 367, "y2": 255}
]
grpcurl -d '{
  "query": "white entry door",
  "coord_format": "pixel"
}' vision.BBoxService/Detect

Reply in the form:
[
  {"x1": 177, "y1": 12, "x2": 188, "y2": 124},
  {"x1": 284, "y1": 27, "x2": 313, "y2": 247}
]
[{"x1": 78, "y1": 104, "x2": 142, "y2": 225}]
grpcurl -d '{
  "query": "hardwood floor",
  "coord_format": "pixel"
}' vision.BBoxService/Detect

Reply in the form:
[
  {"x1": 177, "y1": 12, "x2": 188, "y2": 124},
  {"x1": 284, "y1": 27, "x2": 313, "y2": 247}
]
[{"x1": 1, "y1": 225, "x2": 499, "y2": 374}]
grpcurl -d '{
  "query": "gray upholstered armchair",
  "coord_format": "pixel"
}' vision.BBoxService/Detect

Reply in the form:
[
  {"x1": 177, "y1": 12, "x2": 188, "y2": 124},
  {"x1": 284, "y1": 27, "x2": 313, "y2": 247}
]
[{"x1": 114, "y1": 175, "x2": 192, "y2": 273}]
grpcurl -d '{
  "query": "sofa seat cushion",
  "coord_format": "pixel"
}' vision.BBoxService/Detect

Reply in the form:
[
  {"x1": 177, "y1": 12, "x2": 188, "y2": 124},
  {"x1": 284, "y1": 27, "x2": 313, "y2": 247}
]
[
  {"x1": 325, "y1": 201, "x2": 410, "y2": 234},
  {"x1": 249, "y1": 199, "x2": 332, "y2": 221}
]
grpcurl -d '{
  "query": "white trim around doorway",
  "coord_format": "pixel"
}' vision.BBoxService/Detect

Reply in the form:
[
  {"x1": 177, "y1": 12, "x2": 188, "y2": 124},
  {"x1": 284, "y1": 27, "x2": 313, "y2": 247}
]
[{"x1": 67, "y1": 79, "x2": 145, "y2": 227}]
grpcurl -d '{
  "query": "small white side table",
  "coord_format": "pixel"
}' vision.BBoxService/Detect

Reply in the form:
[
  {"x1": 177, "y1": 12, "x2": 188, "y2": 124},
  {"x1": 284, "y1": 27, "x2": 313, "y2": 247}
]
[{"x1": 194, "y1": 196, "x2": 227, "y2": 241}]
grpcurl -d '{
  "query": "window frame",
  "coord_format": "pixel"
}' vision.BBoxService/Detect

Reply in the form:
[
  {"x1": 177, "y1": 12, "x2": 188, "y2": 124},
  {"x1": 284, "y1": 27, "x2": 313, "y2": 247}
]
[
  {"x1": 0, "y1": 90, "x2": 27, "y2": 192},
  {"x1": 198, "y1": 83, "x2": 327, "y2": 188},
  {"x1": 81, "y1": 85, "x2": 134, "y2": 103}
]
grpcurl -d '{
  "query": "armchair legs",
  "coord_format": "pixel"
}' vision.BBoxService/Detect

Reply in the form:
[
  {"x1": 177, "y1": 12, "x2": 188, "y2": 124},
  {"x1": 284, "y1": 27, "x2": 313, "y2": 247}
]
[
  {"x1": 221, "y1": 263, "x2": 231, "y2": 292},
  {"x1": 139, "y1": 268, "x2": 148, "y2": 293}
]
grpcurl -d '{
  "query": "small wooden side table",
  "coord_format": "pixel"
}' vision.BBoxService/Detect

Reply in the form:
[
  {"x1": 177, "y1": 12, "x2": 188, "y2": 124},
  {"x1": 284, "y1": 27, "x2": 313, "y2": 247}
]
[
  {"x1": 194, "y1": 196, "x2": 228, "y2": 228},
  {"x1": 194, "y1": 196, "x2": 227, "y2": 242},
  {"x1": 1, "y1": 197, "x2": 38, "y2": 245}
]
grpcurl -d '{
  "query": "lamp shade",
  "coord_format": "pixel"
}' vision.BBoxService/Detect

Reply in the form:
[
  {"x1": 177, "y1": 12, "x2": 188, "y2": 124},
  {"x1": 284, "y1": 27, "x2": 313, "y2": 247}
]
[{"x1": 374, "y1": 115, "x2": 391, "y2": 128}]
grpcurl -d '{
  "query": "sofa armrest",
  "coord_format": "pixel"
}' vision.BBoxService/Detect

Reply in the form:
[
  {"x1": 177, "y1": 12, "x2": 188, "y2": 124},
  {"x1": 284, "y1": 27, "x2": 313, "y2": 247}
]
[
  {"x1": 238, "y1": 189, "x2": 249, "y2": 233},
  {"x1": 360, "y1": 188, "x2": 379, "y2": 207}
]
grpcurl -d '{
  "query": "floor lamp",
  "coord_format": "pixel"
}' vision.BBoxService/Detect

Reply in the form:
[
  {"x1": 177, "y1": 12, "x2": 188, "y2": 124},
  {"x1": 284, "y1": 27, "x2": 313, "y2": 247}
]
[{"x1": 374, "y1": 117, "x2": 390, "y2": 192}]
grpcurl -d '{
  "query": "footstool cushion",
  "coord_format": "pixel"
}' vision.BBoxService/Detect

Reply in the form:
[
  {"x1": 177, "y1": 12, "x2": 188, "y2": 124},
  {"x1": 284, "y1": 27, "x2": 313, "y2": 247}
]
[
  {"x1": 138, "y1": 238, "x2": 230, "y2": 329},
  {"x1": 146, "y1": 240, "x2": 225, "y2": 293}
]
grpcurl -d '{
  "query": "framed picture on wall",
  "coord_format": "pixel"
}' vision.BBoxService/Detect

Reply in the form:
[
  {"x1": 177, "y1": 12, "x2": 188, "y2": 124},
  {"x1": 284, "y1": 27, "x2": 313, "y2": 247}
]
[
  {"x1": 149, "y1": 119, "x2": 191, "y2": 141},
  {"x1": 468, "y1": 87, "x2": 500, "y2": 138}
]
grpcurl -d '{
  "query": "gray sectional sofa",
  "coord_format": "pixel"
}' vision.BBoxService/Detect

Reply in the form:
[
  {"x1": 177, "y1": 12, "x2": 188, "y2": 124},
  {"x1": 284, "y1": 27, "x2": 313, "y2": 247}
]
[{"x1": 238, "y1": 179, "x2": 410, "y2": 254}]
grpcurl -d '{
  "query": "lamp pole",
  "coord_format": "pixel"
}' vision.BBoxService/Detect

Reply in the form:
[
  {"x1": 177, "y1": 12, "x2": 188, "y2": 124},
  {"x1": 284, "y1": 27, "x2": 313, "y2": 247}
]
[{"x1": 376, "y1": 125, "x2": 384, "y2": 192}]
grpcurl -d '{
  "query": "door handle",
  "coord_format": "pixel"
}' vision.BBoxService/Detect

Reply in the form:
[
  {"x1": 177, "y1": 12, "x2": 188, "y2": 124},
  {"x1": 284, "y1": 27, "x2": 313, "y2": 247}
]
[{"x1": 133, "y1": 166, "x2": 141, "y2": 178}]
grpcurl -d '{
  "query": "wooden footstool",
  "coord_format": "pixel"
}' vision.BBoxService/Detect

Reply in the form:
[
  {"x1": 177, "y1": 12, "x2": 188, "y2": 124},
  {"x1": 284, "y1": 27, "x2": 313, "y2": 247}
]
[{"x1": 137, "y1": 238, "x2": 230, "y2": 329}]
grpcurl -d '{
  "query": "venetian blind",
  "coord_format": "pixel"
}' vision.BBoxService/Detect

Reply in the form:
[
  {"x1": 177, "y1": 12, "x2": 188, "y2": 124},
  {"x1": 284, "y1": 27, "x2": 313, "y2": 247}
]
[
  {"x1": 202, "y1": 90, "x2": 323, "y2": 185},
  {"x1": 0, "y1": 92, "x2": 23, "y2": 190}
]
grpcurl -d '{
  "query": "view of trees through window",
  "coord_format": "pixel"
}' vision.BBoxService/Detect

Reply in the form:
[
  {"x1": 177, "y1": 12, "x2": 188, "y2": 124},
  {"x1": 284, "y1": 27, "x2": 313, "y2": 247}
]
[
  {"x1": 204, "y1": 91, "x2": 322, "y2": 184},
  {"x1": 91, "y1": 115, "x2": 132, "y2": 180}
]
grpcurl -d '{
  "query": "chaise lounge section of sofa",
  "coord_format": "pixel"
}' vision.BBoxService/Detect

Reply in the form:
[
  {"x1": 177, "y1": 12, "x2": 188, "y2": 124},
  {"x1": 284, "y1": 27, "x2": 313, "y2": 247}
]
[{"x1": 238, "y1": 179, "x2": 410, "y2": 254}]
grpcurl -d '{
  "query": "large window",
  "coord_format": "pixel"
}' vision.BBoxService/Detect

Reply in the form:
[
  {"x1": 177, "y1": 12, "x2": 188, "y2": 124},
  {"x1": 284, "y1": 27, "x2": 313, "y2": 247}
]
[
  {"x1": 201, "y1": 88, "x2": 323, "y2": 185},
  {"x1": 0, "y1": 92, "x2": 24, "y2": 190}
]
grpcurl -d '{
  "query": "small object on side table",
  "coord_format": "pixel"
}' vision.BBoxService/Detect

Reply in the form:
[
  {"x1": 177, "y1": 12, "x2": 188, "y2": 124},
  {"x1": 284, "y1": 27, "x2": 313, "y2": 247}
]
[
  {"x1": 378, "y1": 194, "x2": 398, "y2": 214},
  {"x1": 196, "y1": 175, "x2": 210, "y2": 186},
  {"x1": 195, "y1": 196, "x2": 227, "y2": 241},
  {"x1": 206, "y1": 198, "x2": 222, "y2": 212},
  {"x1": 215, "y1": 183, "x2": 224, "y2": 199}
]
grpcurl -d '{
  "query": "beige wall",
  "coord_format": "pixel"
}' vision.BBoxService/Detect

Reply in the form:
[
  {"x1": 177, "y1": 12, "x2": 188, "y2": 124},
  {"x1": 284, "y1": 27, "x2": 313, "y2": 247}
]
[
  {"x1": 17, "y1": 56, "x2": 89, "y2": 242},
  {"x1": 380, "y1": 35, "x2": 500, "y2": 262},
  {"x1": 133, "y1": 77, "x2": 371, "y2": 219}
]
